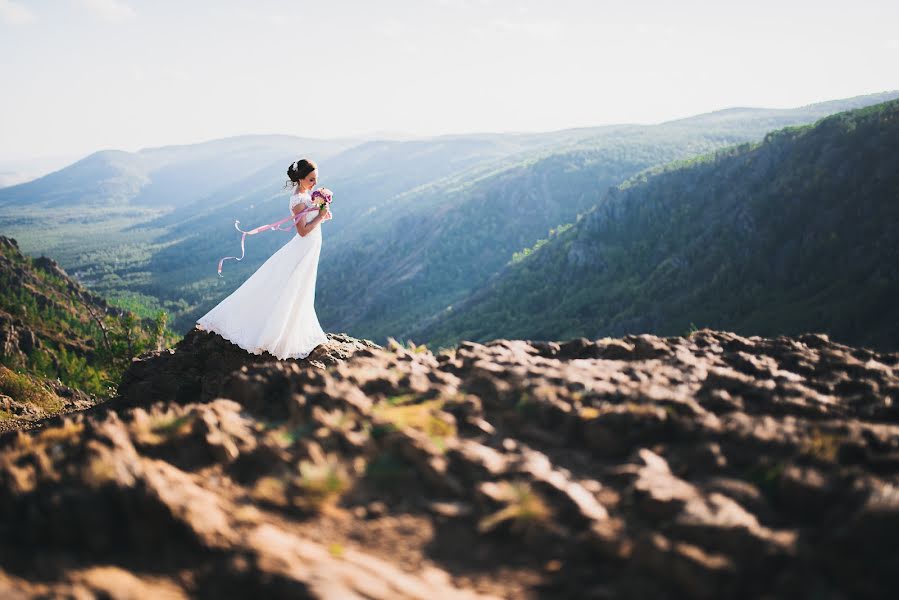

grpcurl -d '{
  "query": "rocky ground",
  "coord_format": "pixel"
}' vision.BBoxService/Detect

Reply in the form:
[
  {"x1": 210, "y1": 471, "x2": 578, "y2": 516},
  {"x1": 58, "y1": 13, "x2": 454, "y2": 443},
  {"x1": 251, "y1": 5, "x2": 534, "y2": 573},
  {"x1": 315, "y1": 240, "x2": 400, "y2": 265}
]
[{"x1": 1, "y1": 327, "x2": 898, "y2": 598}]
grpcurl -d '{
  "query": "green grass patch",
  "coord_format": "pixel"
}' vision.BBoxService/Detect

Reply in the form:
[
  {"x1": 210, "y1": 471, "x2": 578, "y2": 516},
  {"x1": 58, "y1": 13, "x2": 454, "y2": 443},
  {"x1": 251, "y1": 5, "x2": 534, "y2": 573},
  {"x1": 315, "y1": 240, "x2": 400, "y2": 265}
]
[{"x1": 0, "y1": 365, "x2": 63, "y2": 415}]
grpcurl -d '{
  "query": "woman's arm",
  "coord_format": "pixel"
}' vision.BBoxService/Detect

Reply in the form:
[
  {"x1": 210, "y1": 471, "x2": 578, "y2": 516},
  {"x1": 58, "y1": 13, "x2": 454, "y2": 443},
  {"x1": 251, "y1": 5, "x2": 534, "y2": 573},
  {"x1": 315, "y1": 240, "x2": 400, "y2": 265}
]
[{"x1": 294, "y1": 206, "x2": 324, "y2": 237}]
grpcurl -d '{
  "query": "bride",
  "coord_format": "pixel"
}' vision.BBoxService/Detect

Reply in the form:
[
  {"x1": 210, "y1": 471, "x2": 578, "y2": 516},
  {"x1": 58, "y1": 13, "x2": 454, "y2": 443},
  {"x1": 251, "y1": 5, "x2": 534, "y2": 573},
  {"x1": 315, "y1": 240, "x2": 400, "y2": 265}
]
[{"x1": 196, "y1": 158, "x2": 333, "y2": 359}]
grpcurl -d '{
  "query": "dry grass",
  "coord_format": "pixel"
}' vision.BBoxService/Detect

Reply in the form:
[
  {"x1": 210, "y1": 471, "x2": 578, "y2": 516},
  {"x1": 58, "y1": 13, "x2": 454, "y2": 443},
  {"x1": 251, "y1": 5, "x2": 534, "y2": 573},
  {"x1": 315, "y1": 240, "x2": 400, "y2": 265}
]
[
  {"x1": 0, "y1": 365, "x2": 64, "y2": 416},
  {"x1": 253, "y1": 454, "x2": 352, "y2": 513},
  {"x1": 270, "y1": 423, "x2": 313, "y2": 447},
  {"x1": 579, "y1": 401, "x2": 666, "y2": 420},
  {"x1": 371, "y1": 398, "x2": 456, "y2": 447},
  {"x1": 134, "y1": 413, "x2": 195, "y2": 445},
  {"x1": 386, "y1": 336, "x2": 430, "y2": 354},
  {"x1": 385, "y1": 393, "x2": 418, "y2": 406},
  {"x1": 800, "y1": 427, "x2": 844, "y2": 462},
  {"x1": 477, "y1": 481, "x2": 553, "y2": 536},
  {"x1": 295, "y1": 455, "x2": 350, "y2": 511}
]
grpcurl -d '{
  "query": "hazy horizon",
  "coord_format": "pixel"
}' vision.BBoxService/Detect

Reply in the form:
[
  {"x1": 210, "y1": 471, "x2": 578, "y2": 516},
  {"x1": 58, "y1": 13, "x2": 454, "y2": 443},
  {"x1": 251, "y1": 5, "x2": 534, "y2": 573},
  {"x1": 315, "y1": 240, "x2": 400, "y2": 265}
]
[
  {"x1": 4, "y1": 88, "x2": 898, "y2": 163},
  {"x1": 2, "y1": 0, "x2": 898, "y2": 162}
]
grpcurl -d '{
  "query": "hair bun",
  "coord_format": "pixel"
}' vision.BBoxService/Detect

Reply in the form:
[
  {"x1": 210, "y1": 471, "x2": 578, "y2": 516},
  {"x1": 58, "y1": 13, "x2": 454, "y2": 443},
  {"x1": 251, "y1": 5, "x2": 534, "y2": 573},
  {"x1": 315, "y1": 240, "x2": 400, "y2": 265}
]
[{"x1": 285, "y1": 158, "x2": 317, "y2": 186}]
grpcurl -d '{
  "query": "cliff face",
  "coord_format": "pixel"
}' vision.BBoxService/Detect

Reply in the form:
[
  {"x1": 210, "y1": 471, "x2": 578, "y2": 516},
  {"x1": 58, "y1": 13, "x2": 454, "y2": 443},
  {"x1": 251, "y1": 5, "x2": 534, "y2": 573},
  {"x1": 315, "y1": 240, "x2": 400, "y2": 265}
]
[{"x1": 1, "y1": 328, "x2": 897, "y2": 598}]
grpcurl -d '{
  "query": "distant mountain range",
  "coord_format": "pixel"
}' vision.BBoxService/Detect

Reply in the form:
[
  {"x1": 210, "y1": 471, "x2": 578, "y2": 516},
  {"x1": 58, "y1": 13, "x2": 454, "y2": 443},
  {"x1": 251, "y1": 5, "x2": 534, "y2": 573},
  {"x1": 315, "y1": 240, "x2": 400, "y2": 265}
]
[
  {"x1": 0, "y1": 90, "x2": 897, "y2": 349},
  {"x1": 412, "y1": 99, "x2": 899, "y2": 352},
  {"x1": 0, "y1": 135, "x2": 358, "y2": 210},
  {"x1": 313, "y1": 91, "x2": 899, "y2": 345},
  {"x1": 0, "y1": 155, "x2": 82, "y2": 189}
]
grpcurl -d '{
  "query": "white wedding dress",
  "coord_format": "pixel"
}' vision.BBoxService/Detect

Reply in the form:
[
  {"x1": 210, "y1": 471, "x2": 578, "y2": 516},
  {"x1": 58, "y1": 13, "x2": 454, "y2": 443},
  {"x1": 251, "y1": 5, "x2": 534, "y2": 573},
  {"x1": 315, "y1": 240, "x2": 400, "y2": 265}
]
[{"x1": 196, "y1": 189, "x2": 329, "y2": 359}]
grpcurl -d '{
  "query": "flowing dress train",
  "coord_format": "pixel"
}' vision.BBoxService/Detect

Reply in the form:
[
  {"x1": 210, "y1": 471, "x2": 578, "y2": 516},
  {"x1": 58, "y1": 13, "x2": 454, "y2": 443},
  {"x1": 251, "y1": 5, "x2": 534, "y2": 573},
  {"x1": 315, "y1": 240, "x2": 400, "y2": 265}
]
[{"x1": 196, "y1": 189, "x2": 329, "y2": 359}]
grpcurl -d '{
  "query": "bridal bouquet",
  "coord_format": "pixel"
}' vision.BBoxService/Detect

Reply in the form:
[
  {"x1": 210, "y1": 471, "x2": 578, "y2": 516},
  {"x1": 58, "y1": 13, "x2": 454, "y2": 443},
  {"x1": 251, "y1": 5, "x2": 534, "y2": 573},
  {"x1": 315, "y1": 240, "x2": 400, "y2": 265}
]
[
  {"x1": 311, "y1": 187, "x2": 333, "y2": 214},
  {"x1": 216, "y1": 187, "x2": 335, "y2": 276}
]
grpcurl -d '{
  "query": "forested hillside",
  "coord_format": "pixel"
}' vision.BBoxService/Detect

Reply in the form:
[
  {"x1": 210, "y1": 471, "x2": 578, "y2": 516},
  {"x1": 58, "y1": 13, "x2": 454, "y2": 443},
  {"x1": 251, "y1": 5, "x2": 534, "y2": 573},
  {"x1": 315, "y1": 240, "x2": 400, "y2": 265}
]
[
  {"x1": 0, "y1": 236, "x2": 179, "y2": 427},
  {"x1": 311, "y1": 92, "x2": 899, "y2": 344},
  {"x1": 412, "y1": 99, "x2": 899, "y2": 352}
]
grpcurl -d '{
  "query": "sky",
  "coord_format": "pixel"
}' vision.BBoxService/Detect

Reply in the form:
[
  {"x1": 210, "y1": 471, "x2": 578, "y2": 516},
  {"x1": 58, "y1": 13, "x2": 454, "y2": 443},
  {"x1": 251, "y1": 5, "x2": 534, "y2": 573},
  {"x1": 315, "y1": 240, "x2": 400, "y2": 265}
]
[{"x1": 1, "y1": 0, "x2": 898, "y2": 161}]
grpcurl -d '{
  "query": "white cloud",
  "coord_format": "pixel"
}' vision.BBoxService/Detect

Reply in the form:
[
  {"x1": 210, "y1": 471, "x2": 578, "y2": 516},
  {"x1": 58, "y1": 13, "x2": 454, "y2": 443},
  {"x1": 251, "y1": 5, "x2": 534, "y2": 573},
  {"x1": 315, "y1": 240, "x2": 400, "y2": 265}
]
[
  {"x1": 77, "y1": 0, "x2": 135, "y2": 21},
  {"x1": 0, "y1": 0, "x2": 36, "y2": 25}
]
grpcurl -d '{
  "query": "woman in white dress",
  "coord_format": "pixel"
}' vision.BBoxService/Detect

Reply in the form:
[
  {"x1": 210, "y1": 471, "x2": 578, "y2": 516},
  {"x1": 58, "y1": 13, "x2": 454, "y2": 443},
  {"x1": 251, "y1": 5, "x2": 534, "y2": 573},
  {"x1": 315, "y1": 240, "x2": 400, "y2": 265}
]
[{"x1": 196, "y1": 158, "x2": 333, "y2": 359}]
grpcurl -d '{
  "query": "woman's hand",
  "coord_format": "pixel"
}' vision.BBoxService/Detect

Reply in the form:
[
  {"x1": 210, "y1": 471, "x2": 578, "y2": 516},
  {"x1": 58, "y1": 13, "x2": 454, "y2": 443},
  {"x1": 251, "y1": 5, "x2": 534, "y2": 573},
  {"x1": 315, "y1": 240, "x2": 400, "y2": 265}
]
[{"x1": 321, "y1": 208, "x2": 333, "y2": 221}]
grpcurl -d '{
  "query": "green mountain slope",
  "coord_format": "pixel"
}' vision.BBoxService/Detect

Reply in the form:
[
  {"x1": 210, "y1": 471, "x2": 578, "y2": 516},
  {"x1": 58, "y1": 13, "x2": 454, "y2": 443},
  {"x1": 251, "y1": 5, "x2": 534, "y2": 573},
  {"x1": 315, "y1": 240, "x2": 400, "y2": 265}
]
[
  {"x1": 411, "y1": 99, "x2": 899, "y2": 351},
  {"x1": 311, "y1": 92, "x2": 899, "y2": 344},
  {"x1": 0, "y1": 235, "x2": 180, "y2": 427}
]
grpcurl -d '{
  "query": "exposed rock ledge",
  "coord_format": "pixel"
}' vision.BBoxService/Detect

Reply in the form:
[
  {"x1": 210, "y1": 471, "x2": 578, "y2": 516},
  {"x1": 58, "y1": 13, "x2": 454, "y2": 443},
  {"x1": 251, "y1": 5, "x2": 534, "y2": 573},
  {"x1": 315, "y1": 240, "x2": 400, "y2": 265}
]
[{"x1": 1, "y1": 328, "x2": 897, "y2": 598}]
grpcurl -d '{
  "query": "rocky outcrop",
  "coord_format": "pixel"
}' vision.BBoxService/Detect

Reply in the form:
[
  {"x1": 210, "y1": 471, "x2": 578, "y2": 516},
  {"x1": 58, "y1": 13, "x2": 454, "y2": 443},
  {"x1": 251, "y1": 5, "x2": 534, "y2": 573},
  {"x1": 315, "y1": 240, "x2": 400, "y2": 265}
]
[
  {"x1": 1, "y1": 329, "x2": 898, "y2": 598},
  {"x1": 115, "y1": 327, "x2": 383, "y2": 410},
  {"x1": 0, "y1": 315, "x2": 41, "y2": 358}
]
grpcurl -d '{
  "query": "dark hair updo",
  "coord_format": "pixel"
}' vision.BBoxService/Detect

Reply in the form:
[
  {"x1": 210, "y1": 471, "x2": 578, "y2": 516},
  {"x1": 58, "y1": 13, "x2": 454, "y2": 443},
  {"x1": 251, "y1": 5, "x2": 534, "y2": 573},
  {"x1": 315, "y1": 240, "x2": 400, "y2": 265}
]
[{"x1": 286, "y1": 158, "x2": 317, "y2": 189}]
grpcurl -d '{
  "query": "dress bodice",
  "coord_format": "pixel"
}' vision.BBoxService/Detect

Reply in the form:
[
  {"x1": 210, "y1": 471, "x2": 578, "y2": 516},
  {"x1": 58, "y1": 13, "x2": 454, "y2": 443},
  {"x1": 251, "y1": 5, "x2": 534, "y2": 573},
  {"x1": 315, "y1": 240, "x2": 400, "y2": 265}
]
[
  {"x1": 289, "y1": 191, "x2": 317, "y2": 225},
  {"x1": 289, "y1": 190, "x2": 311, "y2": 210}
]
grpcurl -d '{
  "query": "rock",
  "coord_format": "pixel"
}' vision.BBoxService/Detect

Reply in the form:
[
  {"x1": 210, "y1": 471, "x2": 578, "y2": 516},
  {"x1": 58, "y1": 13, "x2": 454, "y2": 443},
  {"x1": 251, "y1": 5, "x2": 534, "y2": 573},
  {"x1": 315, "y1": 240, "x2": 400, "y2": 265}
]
[
  {"x1": 115, "y1": 326, "x2": 381, "y2": 409},
  {"x1": 427, "y1": 500, "x2": 473, "y2": 518},
  {"x1": 1, "y1": 329, "x2": 898, "y2": 598},
  {"x1": 776, "y1": 465, "x2": 834, "y2": 516},
  {"x1": 516, "y1": 445, "x2": 609, "y2": 523},
  {"x1": 245, "y1": 524, "x2": 498, "y2": 599},
  {"x1": 32, "y1": 256, "x2": 69, "y2": 280}
]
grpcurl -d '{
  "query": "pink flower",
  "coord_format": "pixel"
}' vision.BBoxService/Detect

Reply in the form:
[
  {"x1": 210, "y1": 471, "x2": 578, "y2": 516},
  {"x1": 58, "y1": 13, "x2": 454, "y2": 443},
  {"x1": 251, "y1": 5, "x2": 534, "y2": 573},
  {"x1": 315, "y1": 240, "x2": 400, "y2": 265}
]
[{"x1": 311, "y1": 187, "x2": 333, "y2": 206}]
